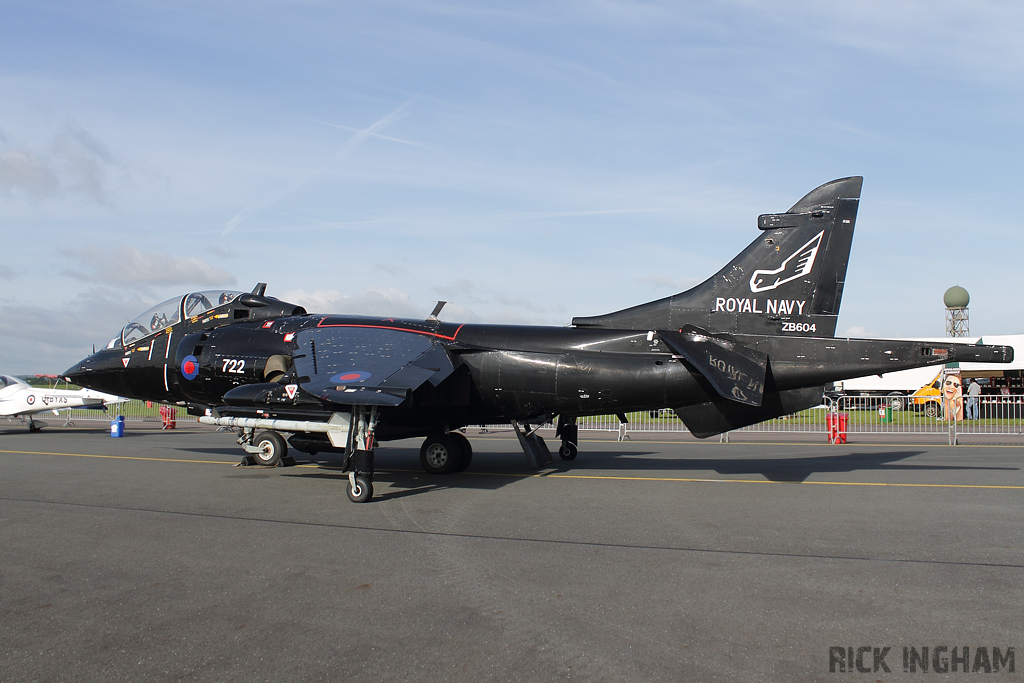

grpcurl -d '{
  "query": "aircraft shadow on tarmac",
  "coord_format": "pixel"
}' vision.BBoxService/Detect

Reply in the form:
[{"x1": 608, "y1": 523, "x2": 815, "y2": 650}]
[
  {"x1": 291, "y1": 447, "x2": 1018, "y2": 496},
  {"x1": 281, "y1": 449, "x2": 515, "y2": 500},
  {"x1": 177, "y1": 444, "x2": 1019, "y2": 498},
  {"x1": 554, "y1": 449, "x2": 1019, "y2": 483}
]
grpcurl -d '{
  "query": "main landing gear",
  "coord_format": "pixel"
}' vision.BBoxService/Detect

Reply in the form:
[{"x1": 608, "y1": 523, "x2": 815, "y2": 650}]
[
  {"x1": 419, "y1": 432, "x2": 473, "y2": 474},
  {"x1": 415, "y1": 418, "x2": 584, "y2": 474},
  {"x1": 343, "y1": 406, "x2": 379, "y2": 503}
]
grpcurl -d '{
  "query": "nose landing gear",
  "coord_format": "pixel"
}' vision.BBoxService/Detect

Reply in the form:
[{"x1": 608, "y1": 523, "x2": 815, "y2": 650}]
[
  {"x1": 237, "y1": 428, "x2": 295, "y2": 467},
  {"x1": 252, "y1": 430, "x2": 287, "y2": 466}
]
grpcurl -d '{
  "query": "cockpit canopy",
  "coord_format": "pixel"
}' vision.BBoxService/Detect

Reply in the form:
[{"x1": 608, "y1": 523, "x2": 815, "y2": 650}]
[
  {"x1": 0, "y1": 375, "x2": 30, "y2": 389},
  {"x1": 111, "y1": 290, "x2": 244, "y2": 348}
]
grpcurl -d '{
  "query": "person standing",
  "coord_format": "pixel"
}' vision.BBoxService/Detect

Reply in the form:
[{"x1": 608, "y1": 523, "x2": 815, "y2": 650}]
[{"x1": 967, "y1": 379, "x2": 982, "y2": 419}]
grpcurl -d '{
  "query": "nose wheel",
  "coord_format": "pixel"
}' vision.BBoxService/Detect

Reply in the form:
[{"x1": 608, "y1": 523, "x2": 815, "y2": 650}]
[
  {"x1": 252, "y1": 430, "x2": 287, "y2": 466},
  {"x1": 347, "y1": 472, "x2": 373, "y2": 503}
]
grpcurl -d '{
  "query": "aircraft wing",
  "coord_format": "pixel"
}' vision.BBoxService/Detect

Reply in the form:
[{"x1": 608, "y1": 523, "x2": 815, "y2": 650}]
[
  {"x1": 292, "y1": 325, "x2": 457, "y2": 407},
  {"x1": 0, "y1": 387, "x2": 117, "y2": 417},
  {"x1": 659, "y1": 326, "x2": 768, "y2": 406}
]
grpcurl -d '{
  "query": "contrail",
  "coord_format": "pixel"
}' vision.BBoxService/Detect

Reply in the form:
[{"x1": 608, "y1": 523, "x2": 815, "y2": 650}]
[
  {"x1": 306, "y1": 117, "x2": 432, "y2": 152},
  {"x1": 222, "y1": 99, "x2": 414, "y2": 236}
]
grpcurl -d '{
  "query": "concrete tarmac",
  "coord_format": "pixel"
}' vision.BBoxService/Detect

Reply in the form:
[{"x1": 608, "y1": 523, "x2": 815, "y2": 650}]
[{"x1": 2, "y1": 423, "x2": 1023, "y2": 681}]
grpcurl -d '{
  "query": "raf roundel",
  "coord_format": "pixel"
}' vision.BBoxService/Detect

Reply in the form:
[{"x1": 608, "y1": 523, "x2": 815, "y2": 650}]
[
  {"x1": 181, "y1": 355, "x2": 200, "y2": 381},
  {"x1": 330, "y1": 370, "x2": 372, "y2": 384}
]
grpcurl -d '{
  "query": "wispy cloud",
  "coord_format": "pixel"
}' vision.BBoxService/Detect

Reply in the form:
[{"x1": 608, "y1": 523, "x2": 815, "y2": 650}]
[
  {"x1": 62, "y1": 247, "x2": 236, "y2": 287},
  {"x1": 0, "y1": 123, "x2": 115, "y2": 203},
  {"x1": 278, "y1": 286, "x2": 422, "y2": 318},
  {"x1": 0, "y1": 287, "x2": 160, "y2": 373},
  {"x1": 0, "y1": 149, "x2": 60, "y2": 197},
  {"x1": 222, "y1": 99, "x2": 416, "y2": 236},
  {"x1": 637, "y1": 274, "x2": 702, "y2": 292},
  {"x1": 723, "y1": 0, "x2": 1024, "y2": 82}
]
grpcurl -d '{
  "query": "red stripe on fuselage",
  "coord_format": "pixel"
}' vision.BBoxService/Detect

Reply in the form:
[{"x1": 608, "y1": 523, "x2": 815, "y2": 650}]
[{"x1": 316, "y1": 320, "x2": 464, "y2": 342}]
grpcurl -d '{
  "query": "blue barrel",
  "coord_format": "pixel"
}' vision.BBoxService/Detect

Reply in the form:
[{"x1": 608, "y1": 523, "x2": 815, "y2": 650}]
[{"x1": 110, "y1": 415, "x2": 125, "y2": 438}]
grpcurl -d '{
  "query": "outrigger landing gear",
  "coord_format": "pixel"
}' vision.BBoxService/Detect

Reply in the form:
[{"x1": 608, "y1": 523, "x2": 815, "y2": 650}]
[
  {"x1": 511, "y1": 419, "x2": 554, "y2": 469},
  {"x1": 344, "y1": 406, "x2": 378, "y2": 503},
  {"x1": 555, "y1": 415, "x2": 578, "y2": 461}
]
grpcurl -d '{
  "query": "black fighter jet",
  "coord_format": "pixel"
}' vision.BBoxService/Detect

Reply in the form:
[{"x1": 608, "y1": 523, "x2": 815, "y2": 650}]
[{"x1": 65, "y1": 177, "x2": 1012, "y2": 502}]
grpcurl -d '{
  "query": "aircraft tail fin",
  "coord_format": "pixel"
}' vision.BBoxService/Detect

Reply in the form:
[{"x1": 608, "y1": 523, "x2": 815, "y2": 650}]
[{"x1": 572, "y1": 177, "x2": 863, "y2": 338}]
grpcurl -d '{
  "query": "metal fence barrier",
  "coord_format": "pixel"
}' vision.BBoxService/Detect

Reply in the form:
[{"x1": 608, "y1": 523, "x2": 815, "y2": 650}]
[
  {"x1": 16, "y1": 399, "x2": 189, "y2": 428},
  {"x1": 829, "y1": 394, "x2": 1024, "y2": 440},
  {"x1": 22, "y1": 394, "x2": 1024, "y2": 440}
]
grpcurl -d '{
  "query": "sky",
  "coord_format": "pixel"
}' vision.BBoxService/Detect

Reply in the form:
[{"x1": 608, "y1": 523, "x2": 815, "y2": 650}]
[{"x1": 2, "y1": 0, "x2": 1023, "y2": 374}]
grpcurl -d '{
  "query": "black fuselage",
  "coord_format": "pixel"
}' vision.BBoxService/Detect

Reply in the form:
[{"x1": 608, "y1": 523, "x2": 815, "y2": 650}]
[
  {"x1": 67, "y1": 305, "x2": 993, "y2": 442},
  {"x1": 64, "y1": 178, "x2": 1015, "y2": 443}
]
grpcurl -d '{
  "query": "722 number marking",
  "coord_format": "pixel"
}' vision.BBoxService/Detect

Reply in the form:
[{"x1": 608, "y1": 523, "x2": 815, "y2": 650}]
[{"x1": 221, "y1": 358, "x2": 246, "y2": 374}]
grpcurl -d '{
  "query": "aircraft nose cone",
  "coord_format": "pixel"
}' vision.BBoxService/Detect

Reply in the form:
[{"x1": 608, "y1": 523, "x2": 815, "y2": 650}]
[
  {"x1": 63, "y1": 358, "x2": 94, "y2": 387},
  {"x1": 64, "y1": 360, "x2": 85, "y2": 379},
  {"x1": 63, "y1": 352, "x2": 125, "y2": 395}
]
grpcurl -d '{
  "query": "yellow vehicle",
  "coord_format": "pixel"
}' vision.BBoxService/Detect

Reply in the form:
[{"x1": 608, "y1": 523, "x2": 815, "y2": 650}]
[
  {"x1": 911, "y1": 372, "x2": 943, "y2": 417},
  {"x1": 912, "y1": 369, "x2": 1020, "y2": 417}
]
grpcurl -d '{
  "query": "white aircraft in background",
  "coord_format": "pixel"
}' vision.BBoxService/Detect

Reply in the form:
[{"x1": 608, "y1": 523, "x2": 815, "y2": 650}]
[{"x1": 0, "y1": 375, "x2": 127, "y2": 432}]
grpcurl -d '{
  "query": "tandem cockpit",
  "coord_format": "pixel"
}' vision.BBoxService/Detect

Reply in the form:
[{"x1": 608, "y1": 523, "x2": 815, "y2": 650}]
[
  {"x1": 109, "y1": 290, "x2": 245, "y2": 349},
  {"x1": 103, "y1": 284, "x2": 308, "y2": 350}
]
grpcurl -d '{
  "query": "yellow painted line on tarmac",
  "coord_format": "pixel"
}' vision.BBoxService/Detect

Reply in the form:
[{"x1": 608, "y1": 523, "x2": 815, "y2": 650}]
[
  {"x1": 306, "y1": 465, "x2": 1024, "y2": 491},
  {"x1": 0, "y1": 449, "x2": 236, "y2": 465},
  {"x1": 4, "y1": 449, "x2": 1023, "y2": 491},
  {"x1": 468, "y1": 435, "x2": 1024, "y2": 448}
]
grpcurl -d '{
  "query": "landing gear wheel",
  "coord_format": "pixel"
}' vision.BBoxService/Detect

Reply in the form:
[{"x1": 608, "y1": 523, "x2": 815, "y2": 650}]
[
  {"x1": 346, "y1": 474, "x2": 373, "y2": 503},
  {"x1": 253, "y1": 430, "x2": 287, "y2": 466},
  {"x1": 558, "y1": 442, "x2": 578, "y2": 460},
  {"x1": 420, "y1": 434, "x2": 461, "y2": 474},
  {"x1": 28, "y1": 423, "x2": 42, "y2": 433},
  {"x1": 449, "y1": 431, "x2": 473, "y2": 472}
]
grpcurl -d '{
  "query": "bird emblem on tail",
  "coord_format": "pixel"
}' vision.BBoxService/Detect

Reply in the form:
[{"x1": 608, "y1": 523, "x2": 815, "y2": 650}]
[{"x1": 749, "y1": 231, "x2": 824, "y2": 293}]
